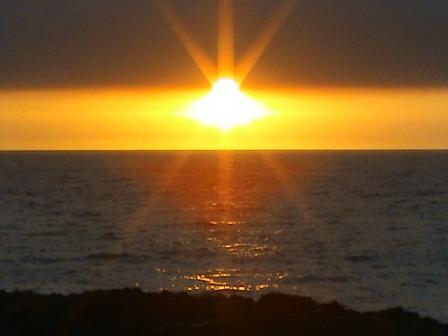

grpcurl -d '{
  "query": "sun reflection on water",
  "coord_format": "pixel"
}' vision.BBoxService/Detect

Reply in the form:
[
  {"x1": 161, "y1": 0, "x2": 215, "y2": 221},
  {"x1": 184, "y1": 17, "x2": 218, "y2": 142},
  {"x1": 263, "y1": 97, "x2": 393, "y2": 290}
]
[
  {"x1": 208, "y1": 220, "x2": 245, "y2": 225},
  {"x1": 144, "y1": 151, "x2": 294, "y2": 294},
  {"x1": 183, "y1": 269, "x2": 287, "y2": 292}
]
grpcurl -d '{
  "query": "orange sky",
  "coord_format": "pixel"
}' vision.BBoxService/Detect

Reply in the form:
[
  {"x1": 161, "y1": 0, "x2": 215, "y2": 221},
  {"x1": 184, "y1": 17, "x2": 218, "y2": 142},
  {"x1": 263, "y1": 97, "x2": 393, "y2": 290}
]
[
  {"x1": 1, "y1": 1, "x2": 447, "y2": 150},
  {"x1": 1, "y1": 86, "x2": 447, "y2": 150}
]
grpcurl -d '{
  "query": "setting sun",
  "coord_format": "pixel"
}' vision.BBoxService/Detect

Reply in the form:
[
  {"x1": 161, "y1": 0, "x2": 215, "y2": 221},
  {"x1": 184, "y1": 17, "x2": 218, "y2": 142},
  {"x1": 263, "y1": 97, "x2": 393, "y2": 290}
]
[
  {"x1": 2, "y1": 1, "x2": 448, "y2": 334},
  {"x1": 186, "y1": 78, "x2": 271, "y2": 131}
]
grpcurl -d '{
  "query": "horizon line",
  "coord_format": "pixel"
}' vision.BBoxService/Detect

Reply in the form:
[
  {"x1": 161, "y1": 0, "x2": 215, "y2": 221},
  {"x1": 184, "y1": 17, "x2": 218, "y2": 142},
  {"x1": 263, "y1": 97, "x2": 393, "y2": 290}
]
[{"x1": 1, "y1": 148, "x2": 448, "y2": 152}]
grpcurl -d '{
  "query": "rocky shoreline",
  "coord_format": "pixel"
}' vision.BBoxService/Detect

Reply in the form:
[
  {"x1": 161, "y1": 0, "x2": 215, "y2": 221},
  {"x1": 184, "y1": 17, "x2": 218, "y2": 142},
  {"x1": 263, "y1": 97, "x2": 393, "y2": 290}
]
[{"x1": 0, "y1": 289, "x2": 446, "y2": 335}]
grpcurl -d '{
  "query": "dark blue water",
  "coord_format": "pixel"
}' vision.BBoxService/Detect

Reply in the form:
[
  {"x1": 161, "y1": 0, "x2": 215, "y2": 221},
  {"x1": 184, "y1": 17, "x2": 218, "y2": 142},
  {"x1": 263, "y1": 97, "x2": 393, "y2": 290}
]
[{"x1": 0, "y1": 151, "x2": 447, "y2": 321}]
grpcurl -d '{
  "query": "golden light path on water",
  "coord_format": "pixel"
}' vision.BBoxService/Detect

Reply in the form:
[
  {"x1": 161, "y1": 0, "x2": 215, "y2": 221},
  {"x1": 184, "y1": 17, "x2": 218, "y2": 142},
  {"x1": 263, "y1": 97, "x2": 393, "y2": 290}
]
[
  {"x1": 100, "y1": 148, "x2": 288, "y2": 293},
  {"x1": 125, "y1": 149, "x2": 299, "y2": 293},
  {"x1": 190, "y1": 151, "x2": 293, "y2": 292}
]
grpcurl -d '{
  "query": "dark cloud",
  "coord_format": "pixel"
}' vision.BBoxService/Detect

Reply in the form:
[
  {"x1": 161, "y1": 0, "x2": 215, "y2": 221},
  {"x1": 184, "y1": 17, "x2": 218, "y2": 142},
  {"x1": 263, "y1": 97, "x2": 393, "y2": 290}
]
[{"x1": 1, "y1": 0, "x2": 447, "y2": 89}]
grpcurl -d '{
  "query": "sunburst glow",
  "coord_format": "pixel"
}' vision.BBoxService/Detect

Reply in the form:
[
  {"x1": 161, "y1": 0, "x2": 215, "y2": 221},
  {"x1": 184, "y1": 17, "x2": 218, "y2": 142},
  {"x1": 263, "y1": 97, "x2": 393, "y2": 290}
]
[{"x1": 186, "y1": 78, "x2": 271, "y2": 131}]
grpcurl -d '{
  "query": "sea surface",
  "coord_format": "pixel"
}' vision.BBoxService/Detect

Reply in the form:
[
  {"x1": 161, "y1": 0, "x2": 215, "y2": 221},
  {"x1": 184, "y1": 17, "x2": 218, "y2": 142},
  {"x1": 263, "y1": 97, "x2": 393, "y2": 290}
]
[{"x1": 0, "y1": 151, "x2": 447, "y2": 321}]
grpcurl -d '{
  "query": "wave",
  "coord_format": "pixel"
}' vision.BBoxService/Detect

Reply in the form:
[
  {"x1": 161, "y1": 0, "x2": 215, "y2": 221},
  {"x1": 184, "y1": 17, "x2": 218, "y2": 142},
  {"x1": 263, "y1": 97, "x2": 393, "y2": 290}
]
[
  {"x1": 345, "y1": 255, "x2": 378, "y2": 263},
  {"x1": 79, "y1": 253, "x2": 152, "y2": 263},
  {"x1": 26, "y1": 231, "x2": 66, "y2": 238},
  {"x1": 1, "y1": 253, "x2": 152, "y2": 264},
  {"x1": 293, "y1": 274, "x2": 350, "y2": 284}
]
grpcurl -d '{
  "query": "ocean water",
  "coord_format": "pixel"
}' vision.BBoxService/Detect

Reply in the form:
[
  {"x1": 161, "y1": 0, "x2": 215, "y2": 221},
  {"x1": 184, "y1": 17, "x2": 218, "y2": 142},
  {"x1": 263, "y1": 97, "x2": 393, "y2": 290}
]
[{"x1": 0, "y1": 151, "x2": 447, "y2": 321}]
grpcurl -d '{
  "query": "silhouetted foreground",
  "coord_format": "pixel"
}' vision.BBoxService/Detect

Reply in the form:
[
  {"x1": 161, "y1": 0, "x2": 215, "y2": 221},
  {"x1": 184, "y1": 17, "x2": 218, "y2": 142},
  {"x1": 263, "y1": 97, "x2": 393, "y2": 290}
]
[{"x1": 0, "y1": 290, "x2": 446, "y2": 336}]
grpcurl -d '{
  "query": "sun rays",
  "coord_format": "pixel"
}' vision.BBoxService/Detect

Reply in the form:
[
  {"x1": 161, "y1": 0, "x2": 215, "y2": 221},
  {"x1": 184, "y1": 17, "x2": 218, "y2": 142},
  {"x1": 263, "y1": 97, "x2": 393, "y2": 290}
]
[
  {"x1": 152, "y1": 0, "x2": 297, "y2": 131},
  {"x1": 152, "y1": 0, "x2": 217, "y2": 84},
  {"x1": 143, "y1": 0, "x2": 301, "y2": 226},
  {"x1": 218, "y1": 0, "x2": 235, "y2": 79},
  {"x1": 236, "y1": 0, "x2": 299, "y2": 83},
  {"x1": 114, "y1": 1, "x2": 303, "y2": 228},
  {"x1": 154, "y1": 0, "x2": 297, "y2": 84}
]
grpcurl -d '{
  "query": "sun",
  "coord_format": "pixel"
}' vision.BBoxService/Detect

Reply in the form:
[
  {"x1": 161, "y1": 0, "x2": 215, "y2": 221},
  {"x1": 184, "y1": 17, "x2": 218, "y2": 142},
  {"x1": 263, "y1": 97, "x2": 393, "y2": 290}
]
[{"x1": 186, "y1": 78, "x2": 271, "y2": 131}]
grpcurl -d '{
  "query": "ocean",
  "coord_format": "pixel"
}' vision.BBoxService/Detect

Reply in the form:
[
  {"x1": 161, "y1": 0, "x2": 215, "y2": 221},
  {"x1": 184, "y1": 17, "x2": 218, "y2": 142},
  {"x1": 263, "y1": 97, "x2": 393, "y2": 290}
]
[{"x1": 0, "y1": 151, "x2": 447, "y2": 322}]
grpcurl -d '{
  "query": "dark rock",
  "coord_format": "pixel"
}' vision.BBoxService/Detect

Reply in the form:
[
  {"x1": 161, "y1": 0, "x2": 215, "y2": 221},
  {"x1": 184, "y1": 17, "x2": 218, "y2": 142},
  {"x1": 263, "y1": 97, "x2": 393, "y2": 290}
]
[{"x1": 0, "y1": 290, "x2": 446, "y2": 335}]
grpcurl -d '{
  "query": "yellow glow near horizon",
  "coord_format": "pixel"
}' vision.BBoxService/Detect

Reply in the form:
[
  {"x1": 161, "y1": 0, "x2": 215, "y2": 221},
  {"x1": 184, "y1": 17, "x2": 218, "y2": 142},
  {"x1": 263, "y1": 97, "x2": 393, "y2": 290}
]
[
  {"x1": 1, "y1": 87, "x2": 448, "y2": 150},
  {"x1": 186, "y1": 79, "x2": 271, "y2": 131}
]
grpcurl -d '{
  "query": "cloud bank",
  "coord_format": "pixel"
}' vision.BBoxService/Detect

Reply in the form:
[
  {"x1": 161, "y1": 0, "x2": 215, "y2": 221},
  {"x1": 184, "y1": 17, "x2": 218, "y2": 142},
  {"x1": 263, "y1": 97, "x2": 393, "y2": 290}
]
[{"x1": 1, "y1": 0, "x2": 447, "y2": 89}]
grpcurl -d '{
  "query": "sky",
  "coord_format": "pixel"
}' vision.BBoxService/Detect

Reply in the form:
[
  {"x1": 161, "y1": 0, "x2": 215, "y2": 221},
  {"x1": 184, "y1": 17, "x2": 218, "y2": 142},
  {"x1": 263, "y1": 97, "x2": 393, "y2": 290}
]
[{"x1": 1, "y1": 0, "x2": 448, "y2": 149}]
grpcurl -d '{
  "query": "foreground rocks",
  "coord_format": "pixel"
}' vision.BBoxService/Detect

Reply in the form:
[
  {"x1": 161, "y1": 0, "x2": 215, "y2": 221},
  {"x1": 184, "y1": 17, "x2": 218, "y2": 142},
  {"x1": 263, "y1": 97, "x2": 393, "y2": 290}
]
[{"x1": 0, "y1": 289, "x2": 446, "y2": 335}]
